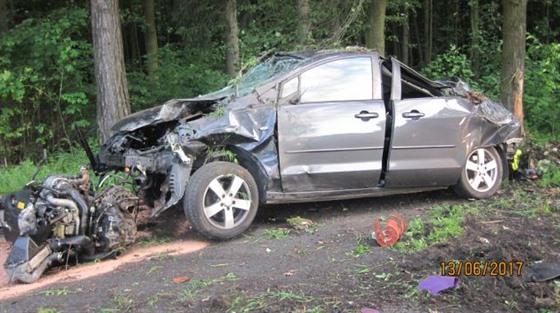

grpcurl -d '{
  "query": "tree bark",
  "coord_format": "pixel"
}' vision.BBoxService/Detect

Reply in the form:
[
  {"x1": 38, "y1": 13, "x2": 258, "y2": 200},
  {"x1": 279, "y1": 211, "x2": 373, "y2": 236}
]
[
  {"x1": 423, "y1": 0, "x2": 432, "y2": 64},
  {"x1": 365, "y1": 0, "x2": 387, "y2": 56},
  {"x1": 0, "y1": 0, "x2": 9, "y2": 32},
  {"x1": 470, "y1": 0, "x2": 480, "y2": 76},
  {"x1": 225, "y1": 0, "x2": 240, "y2": 77},
  {"x1": 401, "y1": 7, "x2": 410, "y2": 64},
  {"x1": 500, "y1": 0, "x2": 528, "y2": 133},
  {"x1": 296, "y1": 0, "x2": 312, "y2": 45},
  {"x1": 143, "y1": 0, "x2": 159, "y2": 85},
  {"x1": 91, "y1": 0, "x2": 131, "y2": 143}
]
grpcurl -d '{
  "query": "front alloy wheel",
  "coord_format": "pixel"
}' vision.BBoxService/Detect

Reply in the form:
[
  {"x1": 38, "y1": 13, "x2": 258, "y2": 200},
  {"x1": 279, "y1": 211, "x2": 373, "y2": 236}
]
[
  {"x1": 184, "y1": 162, "x2": 258, "y2": 240},
  {"x1": 454, "y1": 147, "x2": 503, "y2": 199}
]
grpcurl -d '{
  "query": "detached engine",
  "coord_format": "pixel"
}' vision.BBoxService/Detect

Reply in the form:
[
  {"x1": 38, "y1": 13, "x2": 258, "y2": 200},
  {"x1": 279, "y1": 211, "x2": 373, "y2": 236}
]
[{"x1": 2, "y1": 168, "x2": 138, "y2": 283}]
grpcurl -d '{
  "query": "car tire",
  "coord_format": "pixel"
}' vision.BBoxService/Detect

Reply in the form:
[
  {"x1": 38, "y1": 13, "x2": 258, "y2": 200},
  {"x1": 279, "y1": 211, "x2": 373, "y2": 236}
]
[
  {"x1": 183, "y1": 162, "x2": 259, "y2": 240},
  {"x1": 454, "y1": 146, "x2": 503, "y2": 199}
]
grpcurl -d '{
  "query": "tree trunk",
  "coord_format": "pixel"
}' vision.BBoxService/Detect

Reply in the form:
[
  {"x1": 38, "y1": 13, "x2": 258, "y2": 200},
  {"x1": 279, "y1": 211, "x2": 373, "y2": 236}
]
[
  {"x1": 470, "y1": 0, "x2": 480, "y2": 76},
  {"x1": 0, "y1": 0, "x2": 9, "y2": 32},
  {"x1": 500, "y1": 0, "x2": 528, "y2": 133},
  {"x1": 91, "y1": 0, "x2": 131, "y2": 143},
  {"x1": 143, "y1": 0, "x2": 159, "y2": 85},
  {"x1": 414, "y1": 10, "x2": 423, "y2": 65},
  {"x1": 296, "y1": 0, "x2": 312, "y2": 45},
  {"x1": 225, "y1": 0, "x2": 240, "y2": 77},
  {"x1": 401, "y1": 7, "x2": 410, "y2": 64},
  {"x1": 423, "y1": 0, "x2": 432, "y2": 64},
  {"x1": 365, "y1": 0, "x2": 387, "y2": 56}
]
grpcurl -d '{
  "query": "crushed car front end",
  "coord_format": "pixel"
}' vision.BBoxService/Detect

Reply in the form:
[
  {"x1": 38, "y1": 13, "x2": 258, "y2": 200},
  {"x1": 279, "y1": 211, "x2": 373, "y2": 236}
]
[{"x1": 95, "y1": 53, "x2": 308, "y2": 218}]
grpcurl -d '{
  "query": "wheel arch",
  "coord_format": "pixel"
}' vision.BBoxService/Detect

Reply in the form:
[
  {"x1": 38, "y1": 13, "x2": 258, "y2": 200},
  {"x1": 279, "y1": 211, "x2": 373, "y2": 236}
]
[{"x1": 193, "y1": 145, "x2": 268, "y2": 204}]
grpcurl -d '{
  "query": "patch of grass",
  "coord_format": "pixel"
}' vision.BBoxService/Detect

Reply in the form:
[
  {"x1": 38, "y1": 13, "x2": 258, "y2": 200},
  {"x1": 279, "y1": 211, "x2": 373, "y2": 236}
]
[
  {"x1": 0, "y1": 145, "x2": 91, "y2": 194},
  {"x1": 229, "y1": 289, "x2": 317, "y2": 313},
  {"x1": 179, "y1": 272, "x2": 238, "y2": 302},
  {"x1": 147, "y1": 291, "x2": 172, "y2": 308},
  {"x1": 373, "y1": 272, "x2": 393, "y2": 281},
  {"x1": 353, "y1": 265, "x2": 371, "y2": 275},
  {"x1": 147, "y1": 265, "x2": 163, "y2": 274},
  {"x1": 394, "y1": 204, "x2": 477, "y2": 253},
  {"x1": 113, "y1": 294, "x2": 134, "y2": 311},
  {"x1": 137, "y1": 234, "x2": 171, "y2": 248},
  {"x1": 263, "y1": 227, "x2": 290, "y2": 239},
  {"x1": 37, "y1": 308, "x2": 59, "y2": 313},
  {"x1": 40, "y1": 287, "x2": 70, "y2": 296},
  {"x1": 347, "y1": 243, "x2": 372, "y2": 257}
]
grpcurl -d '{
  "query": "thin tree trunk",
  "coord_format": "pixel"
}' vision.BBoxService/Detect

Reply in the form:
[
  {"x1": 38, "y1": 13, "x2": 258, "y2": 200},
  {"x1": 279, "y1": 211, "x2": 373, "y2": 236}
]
[
  {"x1": 423, "y1": 0, "x2": 432, "y2": 64},
  {"x1": 143, "y1": 0, "x2": 159, "y2": 85},
  {"x1": 129, "y1": 22, "x2": 140, "y2": 62},
  {"x1": 470, "y1": 0, "x2": 480, "y2": 76},
  {"x1": 225, "y1": 0, "x2": 240, "y2": 77},
  {"x1": 91, "y1": 0, "x2": 131, "y2": 143},
  {"x1": 365, "y1": 0, "x2": 387, "y2": 56},
  {"x1": 0, "y1": 0, "x2": 9, "y2": 32},
  {"x1": 500, "y1": 0, "x2": 528, "y2": 134},
  {"x1": 296, "y1": 0, "x2": 312, "y2": 45},
  {"x1": 414, "y1": 9, "x2": 422, "y2": 65},
  {"x1": 401, "y1": 7, "x2": 410, "y2": 64}
]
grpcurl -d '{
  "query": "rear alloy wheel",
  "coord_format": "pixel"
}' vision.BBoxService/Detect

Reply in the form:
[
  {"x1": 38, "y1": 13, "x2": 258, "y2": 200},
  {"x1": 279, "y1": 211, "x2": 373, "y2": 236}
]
[
  {"x1": 184, "y1": 162, "x2": 258, "y2": 240},
  {"x1": 454, "y1": 147, "x2": 503, "y2": 199}
]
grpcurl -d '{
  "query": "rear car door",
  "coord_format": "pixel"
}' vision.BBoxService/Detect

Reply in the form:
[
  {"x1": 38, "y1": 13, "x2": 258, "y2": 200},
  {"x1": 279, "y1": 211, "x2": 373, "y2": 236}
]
[
  {"x1": 386, "y1": 59, "x2": 470, "y2": 187},
  {"x1": 277, "y1": 56, "x2": 387, "y2": 192}
]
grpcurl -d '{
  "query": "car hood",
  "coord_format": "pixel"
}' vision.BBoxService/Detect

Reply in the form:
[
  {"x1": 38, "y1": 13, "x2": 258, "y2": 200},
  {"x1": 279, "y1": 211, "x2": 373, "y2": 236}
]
[{"x1": 111, "y1": 87, "x2": 234, "y2": 133}]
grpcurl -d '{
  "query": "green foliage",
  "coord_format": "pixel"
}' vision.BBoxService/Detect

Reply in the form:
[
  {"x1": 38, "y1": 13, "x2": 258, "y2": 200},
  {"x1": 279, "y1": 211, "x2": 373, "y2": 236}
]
[
  {"x1": 523, "y1": 36, "x2": 560, "y2": 138},
  {"x1": 0, "y1": 7, "x2": 93, "y2": 163},
  {"x1": 263, "y1": 228, "x2": 290, "y2": 239},
  {"x1": 128, "y1": 44, "x2": 229, "y2": 111},
  {"x1": 0, "y1": 145, "x2": 90, "y2": 194},
  {"x1": 536, "y1": 160, "x2": 560, "y2": 188},
  {"x1": 421, "y1": 45, "x2": 476, "y2": 87},
  {"x1": 395, "y1": 204, "x2": 477, "y2": 253}
]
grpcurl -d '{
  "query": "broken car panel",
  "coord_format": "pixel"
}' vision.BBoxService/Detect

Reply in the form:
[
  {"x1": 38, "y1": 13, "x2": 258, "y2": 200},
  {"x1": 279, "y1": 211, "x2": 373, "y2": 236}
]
[{"x1": 95, "y1": 50, "x2": 522, "y2": 240}]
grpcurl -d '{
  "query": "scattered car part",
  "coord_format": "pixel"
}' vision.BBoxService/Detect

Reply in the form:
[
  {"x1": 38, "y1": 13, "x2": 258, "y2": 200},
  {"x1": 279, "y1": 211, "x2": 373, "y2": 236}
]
[
  {"x1": 373, "y1": 213, "x2": 407, "y2": 247},
  {"x1": 528, "y1": 261, "x2": 560, "y2": 282},
  {"x1": 418, "y1": 276, "x2": 460, "y2": 295},
  {"x1": 2, "y1": 165, "x2": 138, "y2": 284}
]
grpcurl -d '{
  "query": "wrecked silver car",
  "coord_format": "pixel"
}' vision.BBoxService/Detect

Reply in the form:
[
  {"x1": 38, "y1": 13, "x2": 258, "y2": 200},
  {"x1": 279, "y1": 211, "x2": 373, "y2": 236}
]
[{"x1": 95, "y1": 50, "x2": 522, "y2": 240}]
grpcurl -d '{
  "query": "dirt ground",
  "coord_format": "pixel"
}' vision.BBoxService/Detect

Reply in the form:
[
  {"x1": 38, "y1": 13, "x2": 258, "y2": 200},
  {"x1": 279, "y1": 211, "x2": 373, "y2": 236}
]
[{"x1": 0, "y1": 184, "x2": 559, "y2": 313}]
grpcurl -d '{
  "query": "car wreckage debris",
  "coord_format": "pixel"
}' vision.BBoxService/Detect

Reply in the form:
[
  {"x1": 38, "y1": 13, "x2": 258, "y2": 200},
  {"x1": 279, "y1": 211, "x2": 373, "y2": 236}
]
[{"x1": 372, "y1": 213, "x2": 407, "y2": 247}]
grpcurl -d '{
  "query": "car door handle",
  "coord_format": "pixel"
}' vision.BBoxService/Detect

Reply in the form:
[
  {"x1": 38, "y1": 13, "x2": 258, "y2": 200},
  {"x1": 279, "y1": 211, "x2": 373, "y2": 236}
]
[
  {"x1": 402, "y1": 111, "x2": 425, "y2": 120},
  {"x1": 354, "y1": 111, "x2": 379, "y2": 121}
]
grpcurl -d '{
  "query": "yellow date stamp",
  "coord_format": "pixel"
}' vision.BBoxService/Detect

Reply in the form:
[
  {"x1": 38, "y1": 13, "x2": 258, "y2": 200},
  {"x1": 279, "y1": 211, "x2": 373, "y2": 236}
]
[{"x1": 440, "y1": 261, "x2": 524, "y2": 277}]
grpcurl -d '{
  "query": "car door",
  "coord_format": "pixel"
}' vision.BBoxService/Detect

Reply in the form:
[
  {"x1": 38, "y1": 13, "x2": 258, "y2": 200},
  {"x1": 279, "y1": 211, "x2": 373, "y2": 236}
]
[
  {"x1": 277, "y1": 56, "x2": 386, "y2": 192},
  {"x1": 386, "y1": 58, "x2": 470, "y2": 187}
]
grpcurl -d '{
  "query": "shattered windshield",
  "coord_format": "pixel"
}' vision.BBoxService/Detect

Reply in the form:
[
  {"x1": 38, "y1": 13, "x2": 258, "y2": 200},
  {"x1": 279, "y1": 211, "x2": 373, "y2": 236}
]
[{"x1": 235, "y1": 54, "x2": 305, "y2": 97}]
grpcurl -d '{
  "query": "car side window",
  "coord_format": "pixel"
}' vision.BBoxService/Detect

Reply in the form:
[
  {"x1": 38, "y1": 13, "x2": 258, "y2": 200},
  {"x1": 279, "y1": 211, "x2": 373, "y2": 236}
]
[
  {"x1": 281, "y1": 76, "x2": 299, "y2": 98},
  {"x1": 300, "y1": 57, "x2": 373, "y2": 103}
]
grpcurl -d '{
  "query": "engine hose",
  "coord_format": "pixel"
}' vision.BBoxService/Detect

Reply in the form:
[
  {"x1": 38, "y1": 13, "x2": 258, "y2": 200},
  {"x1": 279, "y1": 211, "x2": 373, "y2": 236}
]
[
  {"x1": 42, "y1": 183, "x2": 90, "y2": 236},
  {"x1": 51, "y1": 235, "x2": 95, "y2": 256},
  {"x1": 69, "y1": 189, "x2": 89, "y2": 235},
  {"x1": 44, "y1": 194, "x2": 81, "y2": 236}
]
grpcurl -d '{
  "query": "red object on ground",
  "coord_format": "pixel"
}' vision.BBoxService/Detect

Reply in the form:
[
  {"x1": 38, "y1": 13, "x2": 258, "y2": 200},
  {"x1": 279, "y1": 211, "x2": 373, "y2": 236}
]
[{"x1": 373, "y1": 213, "x2": 407, "y2": 247}]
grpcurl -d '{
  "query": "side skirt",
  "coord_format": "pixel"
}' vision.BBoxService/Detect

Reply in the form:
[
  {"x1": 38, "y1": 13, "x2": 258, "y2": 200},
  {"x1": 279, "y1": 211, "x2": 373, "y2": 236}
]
[{"x1": 265, "y1": 187, "x2": 445, "y2": 204}]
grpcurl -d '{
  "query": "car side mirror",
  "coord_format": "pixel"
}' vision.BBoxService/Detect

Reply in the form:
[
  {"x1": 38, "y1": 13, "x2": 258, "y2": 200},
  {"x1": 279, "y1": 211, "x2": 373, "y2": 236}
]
[{"x1": 288, "y1": 91, "x2": 302, "y2": 105}]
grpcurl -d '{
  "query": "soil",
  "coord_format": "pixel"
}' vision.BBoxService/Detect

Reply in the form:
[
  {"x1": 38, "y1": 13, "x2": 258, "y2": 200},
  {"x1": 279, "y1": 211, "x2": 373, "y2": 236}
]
[{"x1": 0, "y1": 184, "x2": 559, "y2": 313}]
